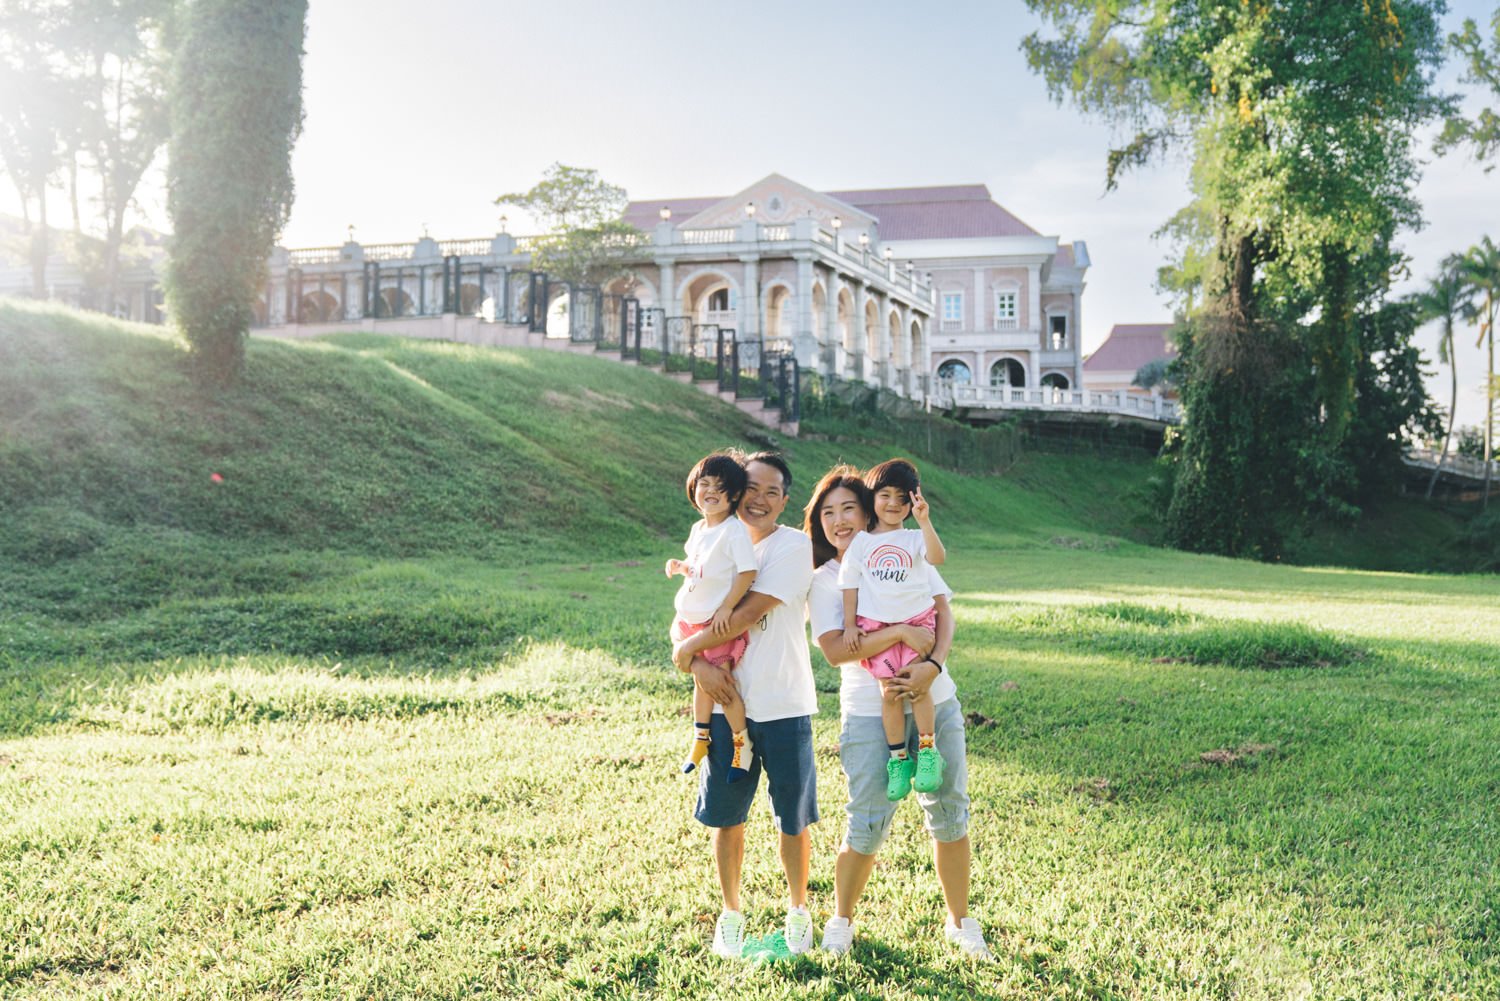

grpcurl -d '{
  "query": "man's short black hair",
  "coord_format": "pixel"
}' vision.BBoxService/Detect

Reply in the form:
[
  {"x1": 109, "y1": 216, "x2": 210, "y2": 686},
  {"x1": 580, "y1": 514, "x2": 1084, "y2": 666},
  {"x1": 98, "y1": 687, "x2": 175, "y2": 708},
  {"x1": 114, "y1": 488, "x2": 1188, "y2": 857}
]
[
  {"x1": 864, "y1": 458, "x2": 920, "y2": 499},
  {"x1": 686, "y1": 451, "x2": 748, "y2": 510},
  {"x1": 744, "y1": 450, "x2": 792, "y2": 493}
]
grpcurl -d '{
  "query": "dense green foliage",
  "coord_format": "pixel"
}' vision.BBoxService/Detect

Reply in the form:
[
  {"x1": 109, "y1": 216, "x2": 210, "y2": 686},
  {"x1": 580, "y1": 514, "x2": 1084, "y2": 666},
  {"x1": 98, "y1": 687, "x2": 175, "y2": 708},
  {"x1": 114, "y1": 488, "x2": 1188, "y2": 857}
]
[
  {"x1": 1023, "y1": 0, "x2": 1450, "y2": 557},
  {"x1": 495, "y1": 163, "x2": 642, "y2": 288},
  {"x1": 163, "y1": 0, "x2": 305, "y2": 382},
  {"x1": 1437, "y1": 7, "x2": 1500, "y2": 165}
]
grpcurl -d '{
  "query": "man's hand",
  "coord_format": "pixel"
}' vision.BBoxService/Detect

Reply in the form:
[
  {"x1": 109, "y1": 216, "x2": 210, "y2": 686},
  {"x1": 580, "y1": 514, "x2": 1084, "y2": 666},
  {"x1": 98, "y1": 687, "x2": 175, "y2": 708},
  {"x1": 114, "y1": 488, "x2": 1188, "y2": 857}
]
[
  {"x1": 885, "y1": 658, "x2": 940, "y2": 702},
  {"x1": 690, "y1": 658, "x2": 737, "y2": 706}
]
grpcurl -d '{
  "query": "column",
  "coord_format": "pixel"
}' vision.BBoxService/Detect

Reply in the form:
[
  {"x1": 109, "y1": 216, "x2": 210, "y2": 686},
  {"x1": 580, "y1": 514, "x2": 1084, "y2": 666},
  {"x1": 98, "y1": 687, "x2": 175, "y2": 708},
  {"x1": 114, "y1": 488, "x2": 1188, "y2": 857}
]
[
  {"x1": 825, "y1": 267, "x2": 840, "y2": 377},
  {"x1": 794, "y1": 253, "x2": 816, "y2": 366},
  {"x1": 657, "y1": 259, "x2": 676, "y2": 317},
  {"x1": 740, "y1": 254, "x2": 760, "y2": 341},
  {"x1": 972, "y1": 267, "x2": 985, "y2": 332},
  {"x1": 1028, "y1": 263, "x2": 1042, "y2": 335}
]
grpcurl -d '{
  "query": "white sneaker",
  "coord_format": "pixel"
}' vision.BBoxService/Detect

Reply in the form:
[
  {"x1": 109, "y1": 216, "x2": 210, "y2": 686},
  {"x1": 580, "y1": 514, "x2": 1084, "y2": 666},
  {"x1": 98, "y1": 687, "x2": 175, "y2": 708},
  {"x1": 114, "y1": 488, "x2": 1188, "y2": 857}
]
[
  {"x1": 712, "y1": 909, "x2": 746, "y2": 958},
  {"x1": 945, "y1": 916, "x2": 993, "y2": 960},
  {"x1": 820, "y1": 915, "x2": 854, "y2": 955},
  {"x1": 784, "y1": 905, "x2": 814, "y2": 955}
]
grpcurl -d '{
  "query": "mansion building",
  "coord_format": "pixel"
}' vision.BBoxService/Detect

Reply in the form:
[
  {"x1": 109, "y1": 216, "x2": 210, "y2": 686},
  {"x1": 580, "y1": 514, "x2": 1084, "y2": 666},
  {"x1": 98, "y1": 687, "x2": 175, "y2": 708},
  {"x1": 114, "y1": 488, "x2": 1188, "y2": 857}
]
[
  {"x1": 1, "y1": 173, "x2": 1092, "y2": 398},
  {"x1": 619, "y1": 174, "x2": 1089, "y2": 393}
]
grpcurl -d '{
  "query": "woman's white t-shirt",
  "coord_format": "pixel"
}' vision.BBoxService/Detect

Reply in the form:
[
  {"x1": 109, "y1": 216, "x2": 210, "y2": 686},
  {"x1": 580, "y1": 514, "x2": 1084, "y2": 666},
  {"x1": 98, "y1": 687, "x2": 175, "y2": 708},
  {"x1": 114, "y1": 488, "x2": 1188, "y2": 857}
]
[
  {"x1": 836, "y1": 528, "x2": 936, "y2": 623},
  {"x1": 811, "y1": 558, "x2": 957, "y2": 718},
  {"x1": 673, "y1": 515, "x2": 757, "y2": 621}
]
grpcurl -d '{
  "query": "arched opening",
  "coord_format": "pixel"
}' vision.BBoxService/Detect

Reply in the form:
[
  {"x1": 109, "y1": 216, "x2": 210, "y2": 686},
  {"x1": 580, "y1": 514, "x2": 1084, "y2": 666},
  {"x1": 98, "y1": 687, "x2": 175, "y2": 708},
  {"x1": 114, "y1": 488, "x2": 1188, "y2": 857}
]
[
  {"x1": 683, "y1": 271, "x2": 737, "y2": 329},
  {"x1": 765, "y1": 285, "x2": 794, "y2": 344},
  {"x1": 298, "y1": 289, "x2": 339, "y2": 324},
  {"x1": 937, "y1": 359, "x2": 972, "y2": 383},
  {"x1": 379, "y1": 287, "x2": 415, "y2": 318},
  {"x1": 910, "y1": 319, "x2": 924, "y2": 375},
  {"x1": 546, "y1": 287, "x2": 571, "y2": 338},
  {"x1": 459, "y1": 283, "x2": 484, "y2": 315},
  {"x1": 888, "y1": 311, "x2": 904, "y2": 367},
  {"x1": 990, "y1": 357, "x2": 1026, "y2": 388},
  {"x1": 837, "y1": 287, "x2": 855, "y2": 354},
  {"x1": 864, "y1": 298, "x2": 879, "y2": 359},
  {"x1": 1041, "y1": 372, "x2": 1070, "y2": 389}
]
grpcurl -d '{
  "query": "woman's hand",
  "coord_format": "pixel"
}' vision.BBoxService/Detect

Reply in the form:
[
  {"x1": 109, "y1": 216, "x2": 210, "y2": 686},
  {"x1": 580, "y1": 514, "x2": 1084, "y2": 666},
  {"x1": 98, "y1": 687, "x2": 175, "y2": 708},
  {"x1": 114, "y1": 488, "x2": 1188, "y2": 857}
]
[
  {"x1": 900, "y1": 623, "x2": 936, "y2": 656},
  {"x1": 885, "y1": 659, "x2": 940, "y2": 702}
]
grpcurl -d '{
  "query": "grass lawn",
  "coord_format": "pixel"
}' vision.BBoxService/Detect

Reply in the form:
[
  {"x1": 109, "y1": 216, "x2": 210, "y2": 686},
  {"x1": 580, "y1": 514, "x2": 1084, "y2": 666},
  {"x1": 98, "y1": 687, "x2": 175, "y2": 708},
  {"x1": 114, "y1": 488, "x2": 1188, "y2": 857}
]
[{"x1": 3, "y1": 303, "x2": 1498, "y2": 998}]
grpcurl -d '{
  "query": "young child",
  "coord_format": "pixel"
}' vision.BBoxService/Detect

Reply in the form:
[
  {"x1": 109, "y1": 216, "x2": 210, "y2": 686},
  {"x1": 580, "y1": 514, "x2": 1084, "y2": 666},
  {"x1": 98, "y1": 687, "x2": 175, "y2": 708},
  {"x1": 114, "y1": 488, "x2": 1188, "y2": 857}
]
[
  {"x1": 666, "y1": 451, "x2": 758, "y2": 782},
  {"x1": 838, "y1": 458, "x2": 948, "y2": 801}
]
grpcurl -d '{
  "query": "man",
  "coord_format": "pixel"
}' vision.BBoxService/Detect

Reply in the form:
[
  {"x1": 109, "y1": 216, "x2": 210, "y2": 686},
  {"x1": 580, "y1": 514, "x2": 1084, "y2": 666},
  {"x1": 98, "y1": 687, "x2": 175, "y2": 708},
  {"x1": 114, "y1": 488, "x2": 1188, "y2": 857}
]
[{"x1": 673, "y1": 451, "x2": 817, "y2": 959}]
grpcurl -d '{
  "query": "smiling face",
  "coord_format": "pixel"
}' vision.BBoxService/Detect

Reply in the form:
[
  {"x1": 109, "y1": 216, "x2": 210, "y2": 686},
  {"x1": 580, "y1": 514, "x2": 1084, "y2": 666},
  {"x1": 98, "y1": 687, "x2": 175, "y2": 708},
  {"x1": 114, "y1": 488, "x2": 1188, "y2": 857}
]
[
  {"x1": 818, "y1": 486, "x2": 870, "y2": 559},
  {"x1": 692, "y1": 474, "x2": 735, "y2": 522},
  {"x1": 871, "y1": 485, "x2": 912, "y2": 531},
  {"x1": 738, "y1": 459, "x2": 789, "y2": 540}
]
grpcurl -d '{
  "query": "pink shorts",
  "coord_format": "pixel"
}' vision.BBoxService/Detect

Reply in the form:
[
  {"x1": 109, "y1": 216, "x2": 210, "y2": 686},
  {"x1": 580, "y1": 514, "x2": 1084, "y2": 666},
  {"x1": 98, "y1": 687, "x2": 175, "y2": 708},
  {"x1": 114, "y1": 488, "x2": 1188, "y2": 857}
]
[
  {"x1": 857, "y1": 605, "x2": 938, "y2": 680},
  {"x1": 675, "y1": 618, "x2": 749, "y2": 669}
]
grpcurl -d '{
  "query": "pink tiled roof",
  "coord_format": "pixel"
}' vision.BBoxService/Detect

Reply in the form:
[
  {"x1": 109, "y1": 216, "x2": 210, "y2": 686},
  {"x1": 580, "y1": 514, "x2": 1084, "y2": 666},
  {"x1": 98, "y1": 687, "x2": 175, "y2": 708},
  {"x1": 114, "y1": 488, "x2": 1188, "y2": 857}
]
[
  {"x1": 1083, "y1": 323, "x2": 1178, "y2": 372},
  {"x1": 622, "y1": 183, "x2": 1040, "y2": 240}
]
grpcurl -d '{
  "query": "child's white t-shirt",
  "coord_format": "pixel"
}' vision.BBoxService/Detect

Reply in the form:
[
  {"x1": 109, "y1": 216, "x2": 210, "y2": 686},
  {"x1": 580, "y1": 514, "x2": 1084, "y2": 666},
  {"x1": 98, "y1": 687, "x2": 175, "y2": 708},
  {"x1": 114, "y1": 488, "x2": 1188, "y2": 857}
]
[
  {"x1": 810, "y1": 559, "x2": 957, "y2": 718},
  {"x1": 674, "y1": 516, "x2": 757, "y2": 621},
  {"x1": 836, "y1": 528, "x2": 935, "y2": 623}
]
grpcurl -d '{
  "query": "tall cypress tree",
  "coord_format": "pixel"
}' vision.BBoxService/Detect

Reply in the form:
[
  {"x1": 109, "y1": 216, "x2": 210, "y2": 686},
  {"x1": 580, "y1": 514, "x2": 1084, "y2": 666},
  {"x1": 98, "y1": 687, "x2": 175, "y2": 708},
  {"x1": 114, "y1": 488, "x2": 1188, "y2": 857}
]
[{"x1": 164, "y1": 0, "x2": 306, "y2": 383}]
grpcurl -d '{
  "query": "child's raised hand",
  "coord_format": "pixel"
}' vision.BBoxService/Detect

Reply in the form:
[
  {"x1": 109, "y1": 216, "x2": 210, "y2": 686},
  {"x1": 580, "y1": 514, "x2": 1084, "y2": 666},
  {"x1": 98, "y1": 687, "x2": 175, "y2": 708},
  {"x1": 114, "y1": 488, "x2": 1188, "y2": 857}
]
[
  {"x1": 665, "y1": 558, "x2": 686, "y2": 578},
  {"x1": 711, "y1": 604, "x2": 733, "y2": 636},
  {"x1": 910, "y1": 487, "x2": 931, "y2": 524},
  {"x1": 841, "y1": 626, "x2": 864, "y2": 653}
]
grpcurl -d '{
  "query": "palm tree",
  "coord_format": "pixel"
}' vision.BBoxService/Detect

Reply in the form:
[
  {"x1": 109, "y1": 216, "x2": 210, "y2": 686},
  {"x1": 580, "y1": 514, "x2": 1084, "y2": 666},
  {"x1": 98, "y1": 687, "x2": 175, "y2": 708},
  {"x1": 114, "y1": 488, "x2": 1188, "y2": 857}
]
[
  {"x1": 1413, "y1": 256, "x2": 1473, "y2": 498},
  {"x1": 1461, "y1": 237, "x2": 1500, "y2": 509}
]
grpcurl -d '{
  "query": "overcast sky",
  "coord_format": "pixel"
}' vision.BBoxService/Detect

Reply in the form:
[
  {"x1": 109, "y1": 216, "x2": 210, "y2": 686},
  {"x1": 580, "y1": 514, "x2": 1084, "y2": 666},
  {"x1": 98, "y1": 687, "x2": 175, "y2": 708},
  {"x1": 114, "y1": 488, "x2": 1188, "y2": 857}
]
[{"x1": 8, "y1": 0, "x2": 1499, "y2": 426}]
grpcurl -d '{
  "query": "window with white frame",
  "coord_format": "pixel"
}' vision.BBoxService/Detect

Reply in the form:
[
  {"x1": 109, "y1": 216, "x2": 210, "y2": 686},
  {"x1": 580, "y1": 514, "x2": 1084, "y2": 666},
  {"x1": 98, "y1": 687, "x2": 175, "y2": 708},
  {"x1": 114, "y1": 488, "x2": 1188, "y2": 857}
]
[
  {"x1": 994, "y1": 290, "x2": 1018, "y2": 330},
  {"x1": 1049, "y1": 313, "x2": 1069, "y2": 350},
  {"x1": 941, "y1": 292, "x2": 963, "y2": 330}
]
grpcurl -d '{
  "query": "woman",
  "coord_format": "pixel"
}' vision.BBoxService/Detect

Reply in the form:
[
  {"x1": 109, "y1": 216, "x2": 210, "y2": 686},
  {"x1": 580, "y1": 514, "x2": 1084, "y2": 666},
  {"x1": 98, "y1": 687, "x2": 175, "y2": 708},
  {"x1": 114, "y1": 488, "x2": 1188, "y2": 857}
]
[{"x1": 802, "y1": 465, "x2": 992, "y2": 959}]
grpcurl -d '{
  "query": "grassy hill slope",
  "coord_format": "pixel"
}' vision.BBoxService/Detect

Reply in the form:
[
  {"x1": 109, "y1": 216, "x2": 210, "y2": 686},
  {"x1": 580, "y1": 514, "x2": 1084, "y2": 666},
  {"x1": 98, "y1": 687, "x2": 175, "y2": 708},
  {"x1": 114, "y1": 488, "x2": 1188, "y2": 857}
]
[{"x1": 2, "y1": 302, "x2": 1498, "y2": 999}]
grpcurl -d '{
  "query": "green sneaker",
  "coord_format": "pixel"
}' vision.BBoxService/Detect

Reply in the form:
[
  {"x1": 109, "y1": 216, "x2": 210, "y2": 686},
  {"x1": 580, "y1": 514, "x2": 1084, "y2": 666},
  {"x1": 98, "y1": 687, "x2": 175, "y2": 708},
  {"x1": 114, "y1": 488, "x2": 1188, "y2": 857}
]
[
  {"x1": 742, "y1": 931, "x2": 793, "y2": 964},
  {"x1": 886, "y1": 755, "x2": 914, "y2": 801},
  {"x1": 914, "y1": 747, "x2": 945, "y2": 793}
]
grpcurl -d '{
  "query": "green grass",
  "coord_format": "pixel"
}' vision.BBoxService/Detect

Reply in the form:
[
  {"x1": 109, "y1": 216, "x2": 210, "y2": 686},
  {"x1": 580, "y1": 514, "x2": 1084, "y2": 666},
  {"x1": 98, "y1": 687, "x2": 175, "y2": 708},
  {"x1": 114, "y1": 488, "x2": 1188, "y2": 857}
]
[{"x1": 2, "y1": 302, "x2": 1498, "y2": 999}]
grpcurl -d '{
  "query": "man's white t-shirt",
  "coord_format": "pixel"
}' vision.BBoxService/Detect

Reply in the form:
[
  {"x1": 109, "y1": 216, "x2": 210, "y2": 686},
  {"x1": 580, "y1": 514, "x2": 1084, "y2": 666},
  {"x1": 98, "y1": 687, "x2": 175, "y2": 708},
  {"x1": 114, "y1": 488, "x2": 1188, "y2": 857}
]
[
  {"x1": 811, "y1": 558, "x2": 957, "y2": 718},
  {"x1": 836, "y1": 528, "x2": 936, "y2": 623},
  {"x1": 720, "y1": 524, "x2": 816, "y2": 723},
  {"x1": 673, "y1": 516, "x2": 757, "y2": 621}
]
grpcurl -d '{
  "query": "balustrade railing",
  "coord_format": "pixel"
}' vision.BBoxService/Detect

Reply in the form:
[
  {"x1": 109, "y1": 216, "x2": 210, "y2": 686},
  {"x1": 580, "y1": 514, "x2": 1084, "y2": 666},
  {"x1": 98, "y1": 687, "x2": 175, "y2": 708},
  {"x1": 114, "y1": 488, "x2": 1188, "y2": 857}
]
[
  {"x1": 439, "y1": 238, "x2": 494, "y2": 257},
  {"x1": 932, "y1": 378, "x2": 1180, "y2": 422},
  {"x1": 683, "y1": 227, "x2": 736, "y2": 244}
]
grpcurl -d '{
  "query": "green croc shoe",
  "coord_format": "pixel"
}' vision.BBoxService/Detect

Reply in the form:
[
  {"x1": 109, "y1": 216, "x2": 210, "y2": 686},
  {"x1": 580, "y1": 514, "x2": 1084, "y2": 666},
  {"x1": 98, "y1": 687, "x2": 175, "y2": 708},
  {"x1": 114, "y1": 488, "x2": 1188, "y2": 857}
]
[
  {"x1": 913, "y1": 747, "x2": 945, "y2": 793},
  {"x1": 886, "y1": 755, "x2": 914, "y2": 801}
]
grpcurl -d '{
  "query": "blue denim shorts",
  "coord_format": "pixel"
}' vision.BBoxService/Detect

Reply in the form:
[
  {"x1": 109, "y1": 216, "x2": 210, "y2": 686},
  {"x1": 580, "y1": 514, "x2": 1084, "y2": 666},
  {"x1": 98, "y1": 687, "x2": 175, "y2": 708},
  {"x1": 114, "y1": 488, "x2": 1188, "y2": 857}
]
[
  {"x1": 694, "y1": 713, "x2": 819, "y2": 836},
  {"x1": 839, "y1": 697, "x2": 969, "y2": 853}
]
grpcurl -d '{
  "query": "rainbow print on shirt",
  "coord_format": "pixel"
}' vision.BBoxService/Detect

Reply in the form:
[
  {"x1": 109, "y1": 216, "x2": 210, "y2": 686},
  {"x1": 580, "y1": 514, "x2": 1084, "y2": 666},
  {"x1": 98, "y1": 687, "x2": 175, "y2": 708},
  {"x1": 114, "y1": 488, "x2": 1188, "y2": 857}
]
[{"x1": 867, "y1": 542, "x2": 913, "y2": 582}]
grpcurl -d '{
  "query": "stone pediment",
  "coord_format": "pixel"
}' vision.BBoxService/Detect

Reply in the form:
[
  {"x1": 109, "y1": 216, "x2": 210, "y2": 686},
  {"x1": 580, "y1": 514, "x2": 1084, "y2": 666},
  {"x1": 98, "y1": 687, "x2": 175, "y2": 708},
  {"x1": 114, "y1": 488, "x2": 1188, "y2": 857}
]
[{"x1": 679, "y1": 173, "x2": 877, "y2": 231}]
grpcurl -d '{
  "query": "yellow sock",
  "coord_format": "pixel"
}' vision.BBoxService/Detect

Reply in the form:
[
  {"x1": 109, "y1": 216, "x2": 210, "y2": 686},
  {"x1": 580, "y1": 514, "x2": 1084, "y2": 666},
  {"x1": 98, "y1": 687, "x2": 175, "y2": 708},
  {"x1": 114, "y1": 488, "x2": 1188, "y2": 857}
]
[{"x1": 683, "y1": 724, "x2": 711, "y2": 773}]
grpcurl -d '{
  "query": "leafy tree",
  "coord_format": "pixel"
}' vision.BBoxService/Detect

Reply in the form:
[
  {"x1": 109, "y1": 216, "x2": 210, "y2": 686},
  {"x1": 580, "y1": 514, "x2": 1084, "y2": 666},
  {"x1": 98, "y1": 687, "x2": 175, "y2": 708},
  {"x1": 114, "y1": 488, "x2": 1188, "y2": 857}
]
[
  {"x1": 1436, "y1": 8, "x2": 1500, "y2": 169},
  {"x1": 68, "y1": 0, "x2": 177, "y2": 314},
  {"x1": 495, "y1": 163, "x2": 642, "y2": 289},
  {"x1": 0, "y1": 2, "x2": 82, "y2": 297},
  {"x1": 1023, "y1": 0, "x2": 1449, "y2": 556},
  {"x1": 1460, "y1": 235, "x2": 1500, "y2": 507},
  {"x1": 164, "y1": 0, "x2": 306, "y2": 383},
  {"x1": 1412, "y1": 255, "x2": 1472, "y2": 498}
]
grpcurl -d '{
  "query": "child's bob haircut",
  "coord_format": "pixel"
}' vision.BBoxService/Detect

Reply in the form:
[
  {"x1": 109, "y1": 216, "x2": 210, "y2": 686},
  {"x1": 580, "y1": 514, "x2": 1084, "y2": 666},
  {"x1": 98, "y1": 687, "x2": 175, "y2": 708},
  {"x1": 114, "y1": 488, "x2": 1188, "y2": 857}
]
[
  {"x1": 864, "y1": 458, "x2": 921, "y2": 500},
  {"x1": 685, "y1": 450, "x2": 749, "y2": 510}
]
